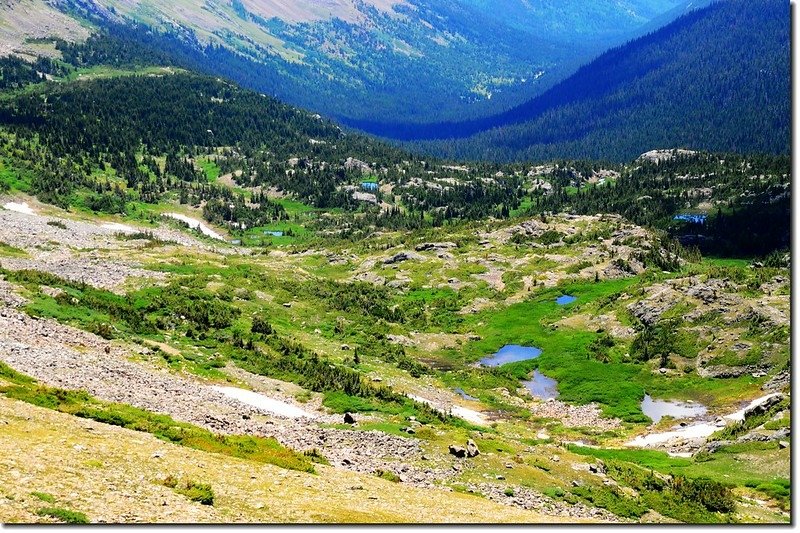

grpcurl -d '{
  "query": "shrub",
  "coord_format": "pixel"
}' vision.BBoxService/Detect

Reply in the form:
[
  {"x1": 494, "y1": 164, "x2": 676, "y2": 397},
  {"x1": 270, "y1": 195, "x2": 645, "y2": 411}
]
[
  {"x1": 36, "y1": 507, "x2": 89, "y2": 524},
  {"x1": 671, "y1": 476, "x2": 736, "y2": 513},
  {"x1": 376, "y1": 470, "x2": 401, "y2": 483},
  {"x1": 31, "y1": 492, "x2": 55, "y2": 503},
  {"x1": 543, "y1": 487, "x2": 565, "y2": 499},
  {"x1": 537, "y1": 230, "x2": 564, "y2": 245},
  {"x1": 570, "y1": 485, "x2": 647, "y2": 519},
  {"x1": 162, "y1": 477, "x2": 215, "y2": 505},
  {"x1": 302, "y1": 448, "x2": 330, "y2": 465},
  {"x1": 251, "y1": 315, "x2": 273, "y2": 335}
]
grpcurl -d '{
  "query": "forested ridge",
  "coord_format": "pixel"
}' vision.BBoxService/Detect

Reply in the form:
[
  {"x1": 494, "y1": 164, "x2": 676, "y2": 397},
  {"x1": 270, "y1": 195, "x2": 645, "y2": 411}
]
[{"x1": 362, "y1": 0, "x2": 790, "y2": 163}]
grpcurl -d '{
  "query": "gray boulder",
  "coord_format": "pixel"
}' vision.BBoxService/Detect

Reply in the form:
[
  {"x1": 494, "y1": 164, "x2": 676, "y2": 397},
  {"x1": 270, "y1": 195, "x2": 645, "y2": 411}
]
[
  {"x1": 466, "y1": 439, "x2": 480, "y2": 458},
  {"x1": 449, "y1": 445, "x2": 467, "y2": 458}
]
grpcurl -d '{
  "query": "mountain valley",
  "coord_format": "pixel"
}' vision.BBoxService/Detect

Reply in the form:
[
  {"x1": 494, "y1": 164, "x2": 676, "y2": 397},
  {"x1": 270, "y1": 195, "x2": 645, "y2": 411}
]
[{"x1": 0, "y1": 0, "x2": 792, "y2": 525}]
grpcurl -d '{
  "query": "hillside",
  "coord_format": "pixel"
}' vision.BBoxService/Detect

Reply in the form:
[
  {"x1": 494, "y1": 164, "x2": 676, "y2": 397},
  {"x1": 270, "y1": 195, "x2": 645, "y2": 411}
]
[
  {"x1": 359, "y1": 0, "x2": 790, "y2": 162},
  {"x1": 2, "y1": 0, "x2": 687, "y2": 124}
]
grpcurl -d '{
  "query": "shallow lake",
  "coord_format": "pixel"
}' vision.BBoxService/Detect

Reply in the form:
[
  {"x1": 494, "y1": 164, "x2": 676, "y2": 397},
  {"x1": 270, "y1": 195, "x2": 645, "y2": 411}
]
[
  {"x1": 673, "y1": 214, "x2": 707, "y2": 224},
  {"x1": 480, "y1": 344, "x2": 542, "y2": 367},
  {"x1": 524, "y1": 370, "x2": 559, "y2": 399},
  {"x1": 453, "y1": 387, "x2": 479, "y2": 401},
  {"x1": 641, "y1": 394, "x2": 707, "y2": 424},
  {"x1": 264, "y1": 230, "x2": 284, "y2": 237},
  {"x1": 556, "y1": 295, "x2": 577, "y2": 305}
]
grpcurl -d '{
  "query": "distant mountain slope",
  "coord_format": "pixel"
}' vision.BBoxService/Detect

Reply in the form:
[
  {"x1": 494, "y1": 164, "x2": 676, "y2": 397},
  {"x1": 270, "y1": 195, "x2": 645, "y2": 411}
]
[
  {"x1": 13, "y1": 0, "x2": 684, "y2": 124},
  {"x1": 0, "y1": 0, "x2": 89, "y2": 58},
  {"x1": 378, "y1": 0, "x2": 790, "y2": 162}
]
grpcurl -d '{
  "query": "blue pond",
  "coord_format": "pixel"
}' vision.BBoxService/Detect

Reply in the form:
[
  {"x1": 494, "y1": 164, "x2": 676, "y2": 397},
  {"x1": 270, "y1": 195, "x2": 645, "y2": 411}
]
[
  {"x1": 264, "y1": 230, "x2": 284, "y2": 237},
  {"x1": 556, "y1": 295, "x2": 577, "y2": 305},
  {"x1": 641, "y1": 394, "x2": 707, "y2": 424},
  {"x1": 453, "y1": 387, "x2": 479, "y2": 401},
  {"x1": 524, "y1": 370, "x2": 559, "y2": 399},
  {"x1": 673, "y1": 214, "x2": 707, "y2": 224},
  {"x1": 480, "y1": 345, "x2": 542, "y2": 367},
  {"x1": 361, "y1": 181, "x2": 379, "y2": 191}
]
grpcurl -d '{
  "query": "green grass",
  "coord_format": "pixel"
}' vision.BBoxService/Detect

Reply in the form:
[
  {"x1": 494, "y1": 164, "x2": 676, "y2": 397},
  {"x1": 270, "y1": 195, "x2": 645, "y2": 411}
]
[
  {"x1": 701, "y1": 257, "x2": 752, "y2": 268},
  {"x1": 196, "y1": 158, "x2": 221, "y2": 182},
  {"x1": 745, "y1": 479, "x2": 790, "y2": 511},
  {"x1": 276, "y1": 198, "x2": 315, "y2": 215},
  {"x1": 569, "y1": 443, "x2": 790, "y2": 502},
  {"x1": 0, "y1": 159, "x2": 32, "y2": 192},
  {"x1": 36, "y1": 507, "x2": 89, "y2": 524},
  {"x1": 0, "y1": 240, "x2": 27, "y2": 258},
  {"x1": 456, "y1": 279, "x2": 650, "y2": 421},
  {"x1": 568, "y1": 445, "x2": 693, "y2": 471},
  {"x1": 448, "y1": 277, "x2": 764, "y2": 421},
  {"x1": 764, "y1": 415, "x2": 790, "y2": 430},
  {"x1": 30, "y1": 492, "x2": 56, "y2": 504},
  {"x1": 322, "y1": 391, "x2": 382, "y2": 413}
]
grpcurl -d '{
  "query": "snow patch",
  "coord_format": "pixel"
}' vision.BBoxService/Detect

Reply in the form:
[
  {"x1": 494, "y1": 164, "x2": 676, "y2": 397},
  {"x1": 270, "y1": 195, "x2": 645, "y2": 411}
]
[
  {"x1": 625, "y1": 393, "x2": 786, "y2": 448},
  {"x1": 625, "y1": 423, "x2": 718, "y2": 448},
  {"x1": 102, "y1": 222, "x2": 136, "y2": 233},
  {"x1": 164, "y1": 213, "x2": 224, "y2": 241},
  {"x1": 722, "y1": 393, "x2": 784, "y2": 424},
  {"x1": 407, "y1": 393, "x2": 488, "y2": 426},
  {"x1": 3, "y1": 202, "x2": 35, "y2": 215},
  {"x1": 211, "y1": 385, "x2": 315, "y2": 419}
]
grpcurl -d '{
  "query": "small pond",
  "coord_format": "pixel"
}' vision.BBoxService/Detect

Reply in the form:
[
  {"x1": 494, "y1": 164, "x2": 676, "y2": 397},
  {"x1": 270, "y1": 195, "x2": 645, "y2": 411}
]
[
  {"x1": 480, "y1": 344, "x2": 542, "y2": 367},
  {"x1": 524, "y1": 370, "x2": 559, "y2": 399},
  {"x1": 641, "y1": 394, "x2": 707, "y2": 424},
  {"x1": 453, "y1": 387, "x2": 479, "y2": 401},
  {"x1": 230, "y1": 239, "x2": 242, "y2": 245},
  {"x1": 556, "y1": 295, "x2": 577, "y2": 305},
  {"x1": 264, "y1": 230, "x2": 284, "y2": 237},
  {"x1": 673, "y1": 214, "x2": 707, "y2": 224}
]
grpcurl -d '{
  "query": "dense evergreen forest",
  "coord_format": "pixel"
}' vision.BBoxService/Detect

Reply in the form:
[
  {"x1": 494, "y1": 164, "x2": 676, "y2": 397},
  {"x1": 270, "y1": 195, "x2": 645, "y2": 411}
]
[
  {"x1": 531, "y1": 153, "x2": 790, "y2": 257},
  {"x1": 353, "y1": 0, "x2": 790, "y2": 163}
]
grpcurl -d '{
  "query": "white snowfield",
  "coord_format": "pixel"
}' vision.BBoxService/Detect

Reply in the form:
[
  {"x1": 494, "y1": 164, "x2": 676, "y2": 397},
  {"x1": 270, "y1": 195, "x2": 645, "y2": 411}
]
[
  {"x1": 625, "y1": 393, "x2": 785, "y2": 448},
  {"x1": 407, "y1": 393, "x2": 488, "y2": 426},
  {"x1": 211, "y1": 385, "x2": 316, "y2": 419},
  {"x1": 164, "y1": 213, "x2": 225, "y2": 241},
  {"x1": 101, "y1": 222, "x2": 136, "y2": 233},
  {"x1": 3, "y1": 202, "x2": 35, "y2": 215}
]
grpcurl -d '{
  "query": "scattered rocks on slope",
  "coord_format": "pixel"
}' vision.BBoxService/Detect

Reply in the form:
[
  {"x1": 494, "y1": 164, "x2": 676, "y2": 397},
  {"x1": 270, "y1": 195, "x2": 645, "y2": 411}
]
[{"x1": 762, "y1": 371, "x2": 790, "y2": 391}]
